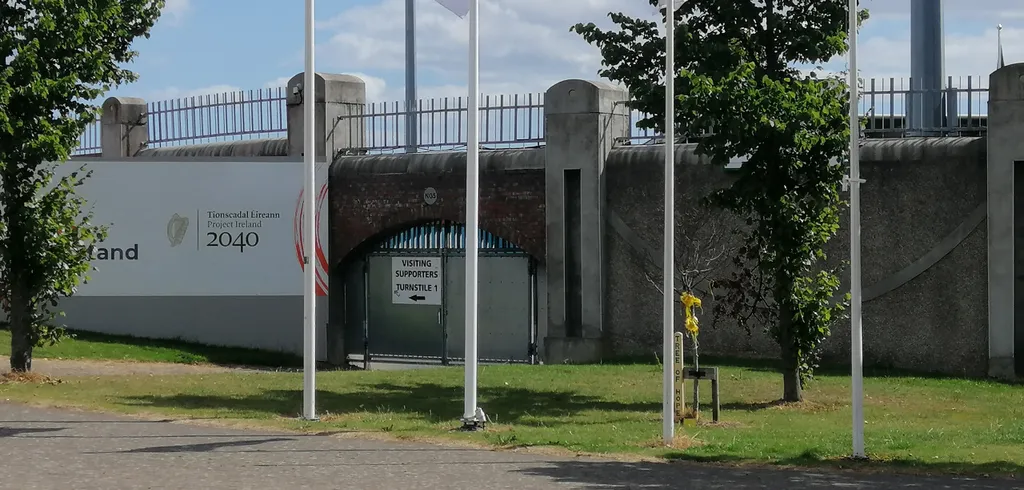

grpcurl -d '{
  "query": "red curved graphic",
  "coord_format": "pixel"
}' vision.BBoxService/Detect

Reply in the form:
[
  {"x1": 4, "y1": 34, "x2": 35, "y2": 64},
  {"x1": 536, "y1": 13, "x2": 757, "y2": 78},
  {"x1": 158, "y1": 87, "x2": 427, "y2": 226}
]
[{"x1": 293, "y1": 183, "x2": 329, "y2": 296}]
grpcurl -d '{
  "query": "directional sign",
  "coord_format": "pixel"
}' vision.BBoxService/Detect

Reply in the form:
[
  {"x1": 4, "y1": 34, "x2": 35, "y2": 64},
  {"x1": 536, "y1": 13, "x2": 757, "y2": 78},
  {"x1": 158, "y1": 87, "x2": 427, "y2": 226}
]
[{"x1": 391, "y1": 256, "x2": 442, "y2": 305}]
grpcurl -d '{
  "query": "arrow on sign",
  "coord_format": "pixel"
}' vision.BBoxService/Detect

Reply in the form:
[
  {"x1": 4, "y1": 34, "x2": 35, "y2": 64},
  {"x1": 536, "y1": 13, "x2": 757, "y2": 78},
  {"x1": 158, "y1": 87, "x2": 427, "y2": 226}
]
[{"x1": 410, "y1": 295, "x2": 426, "y2": 302}]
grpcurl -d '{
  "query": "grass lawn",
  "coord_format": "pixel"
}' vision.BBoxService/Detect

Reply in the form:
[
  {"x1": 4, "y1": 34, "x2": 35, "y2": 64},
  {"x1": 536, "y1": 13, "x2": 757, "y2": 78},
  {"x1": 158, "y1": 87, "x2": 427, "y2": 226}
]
[
  {"x1": 0, "y1": 327, "x2": 301, "y2": 368},
  {"x1": 0, "y1": 357, "x2": 1021, "y2": 477}
]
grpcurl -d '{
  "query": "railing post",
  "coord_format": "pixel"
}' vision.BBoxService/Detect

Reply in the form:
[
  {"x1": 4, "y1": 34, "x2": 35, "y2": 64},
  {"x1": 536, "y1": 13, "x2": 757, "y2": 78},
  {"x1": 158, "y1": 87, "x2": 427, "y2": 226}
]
[
  {"x1": 100, "y1": 97, "x2": 149, "y2": 158},
  {"x1": 286, "y1": 73, "x2": 367, "y2": 159}
]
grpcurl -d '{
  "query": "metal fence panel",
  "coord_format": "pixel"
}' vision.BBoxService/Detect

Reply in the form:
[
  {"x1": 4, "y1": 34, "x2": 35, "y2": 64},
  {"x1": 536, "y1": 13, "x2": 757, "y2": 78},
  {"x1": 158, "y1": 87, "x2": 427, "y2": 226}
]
[
  {"x1": 148, "y1": 88, "x2": 289, "y2": 147},
  {"x1": 342, "y1": 257, "x2": 368, "y2": 362},
  {"x1": 444, "y1": 254, "x2": 532, "y2": 363},
  {"x1": 335, "y1": 93, "x2": 545, "y2": 155},
  {"x1": 74, "y1": 75, "x2": 992, "y2": 156},
  {"x1": 365, "y1": 255, "x2": 444, "y2": 359},
  {"x1": 73, "y1": 121, "x2": 102, "y2": 156}
]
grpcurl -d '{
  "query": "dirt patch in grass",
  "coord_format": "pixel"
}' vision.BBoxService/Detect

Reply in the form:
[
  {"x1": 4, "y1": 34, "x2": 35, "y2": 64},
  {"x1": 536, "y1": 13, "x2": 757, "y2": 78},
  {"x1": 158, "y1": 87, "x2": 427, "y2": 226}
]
[
  {"x1": 641, "y1": 434, "x2": 705, "y2": 451},
  {"x1": 0, "y1": 371, "x2": 64, "y2": 385},
  {"x1": 0, "y1": 356, "x2": 260, "y2": 377},
  {"x1": 697, "y1": 420, "x2": 745, "y2": 429}
]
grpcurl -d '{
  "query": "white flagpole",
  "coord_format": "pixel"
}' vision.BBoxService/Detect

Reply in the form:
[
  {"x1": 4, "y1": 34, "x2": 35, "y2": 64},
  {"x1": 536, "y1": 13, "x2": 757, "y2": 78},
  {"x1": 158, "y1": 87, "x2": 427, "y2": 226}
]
[
  {"x1": 302, "y1": 0, "x2": 318, "y2": 421},
  {"x1": 462, "y1": 0, "x2": 483, "y2": 429},
  {"x1": 848, "y1": 0, "x2": 864, "y2": 459},
  {"x1": 998, "y1": 24, "x2": 1004, "y2": 69},
  {"x1": 662, "y1": 0, "x2": 676, "y2": 445}
]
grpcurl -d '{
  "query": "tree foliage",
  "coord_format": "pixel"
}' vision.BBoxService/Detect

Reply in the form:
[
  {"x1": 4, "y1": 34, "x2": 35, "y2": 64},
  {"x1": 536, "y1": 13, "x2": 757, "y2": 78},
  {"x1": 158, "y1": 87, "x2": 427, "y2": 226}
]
[
  {"x1": 573, "y1": 0, "x2": 867, "y2": 401},
  {"x1": 0, "y1": 0, "x2": 164, "y2": 371}
]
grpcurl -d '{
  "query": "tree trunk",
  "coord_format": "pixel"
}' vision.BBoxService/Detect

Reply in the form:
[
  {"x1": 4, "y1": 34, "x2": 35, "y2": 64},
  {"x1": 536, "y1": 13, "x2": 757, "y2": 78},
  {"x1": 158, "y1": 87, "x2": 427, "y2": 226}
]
[
  {"x1": 780, "y1": 335, "x2": 802, "y2": 402},
  {"x1": 776, "y1": 289, "x2": 802, "y2": 403},
  {"x1": 8, "y1": 285, "x2": 33, "y2": 373}
]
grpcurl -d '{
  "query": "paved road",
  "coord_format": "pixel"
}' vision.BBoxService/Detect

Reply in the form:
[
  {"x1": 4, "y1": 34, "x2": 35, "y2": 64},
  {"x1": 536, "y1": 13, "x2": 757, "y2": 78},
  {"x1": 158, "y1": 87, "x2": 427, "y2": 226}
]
[{"x1": 0, "y1": 402, "x2": 1020, "y2": 489}]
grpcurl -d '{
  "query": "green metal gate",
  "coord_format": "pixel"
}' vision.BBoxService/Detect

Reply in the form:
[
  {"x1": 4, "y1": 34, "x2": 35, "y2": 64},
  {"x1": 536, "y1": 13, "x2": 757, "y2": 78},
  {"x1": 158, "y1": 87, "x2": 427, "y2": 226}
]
[{"x1": 346, "y1": 220, "x2": 538, "y2": 366}]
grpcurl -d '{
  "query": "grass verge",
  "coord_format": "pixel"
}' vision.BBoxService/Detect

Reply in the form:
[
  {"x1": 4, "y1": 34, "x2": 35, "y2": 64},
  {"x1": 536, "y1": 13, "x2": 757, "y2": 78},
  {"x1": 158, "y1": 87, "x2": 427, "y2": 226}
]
[
  {"x1": 0, "y1": 361, "x2": 1021, "y2": 477},
  {"x1": 0, "y1": 327, "x2": 301, "y2": 368}
]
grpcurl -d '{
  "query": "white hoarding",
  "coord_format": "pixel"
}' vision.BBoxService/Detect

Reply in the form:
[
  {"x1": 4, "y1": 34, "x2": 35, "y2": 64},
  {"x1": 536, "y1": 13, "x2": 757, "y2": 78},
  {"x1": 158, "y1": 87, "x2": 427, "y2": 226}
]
[
  {"x1": 58, "y1": 160, "x2": 330, "y2": 296},
  {"x1": 391, "y1": 256, "x2": 442, "y2": 305}
]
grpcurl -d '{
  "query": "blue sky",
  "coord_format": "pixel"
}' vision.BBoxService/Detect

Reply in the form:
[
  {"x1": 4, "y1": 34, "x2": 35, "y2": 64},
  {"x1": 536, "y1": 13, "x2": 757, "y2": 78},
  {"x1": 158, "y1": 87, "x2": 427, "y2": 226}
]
[{"x1": 105, "y1": 0, "x2": 1024, "y2": 105}]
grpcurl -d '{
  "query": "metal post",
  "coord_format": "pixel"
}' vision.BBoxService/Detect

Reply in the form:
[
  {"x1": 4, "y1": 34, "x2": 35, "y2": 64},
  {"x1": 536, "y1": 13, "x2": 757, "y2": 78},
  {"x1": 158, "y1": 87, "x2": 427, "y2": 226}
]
[
  {"x1": 849, "y1": 0, "x2": 865, "y2": 459},
  {"x1": 461, "y1": 0, "x2": 484, "y2": 430},
  {"x1": 662, "y1": 0, "x2": 676, "y2": 445},
  {"x1": 528, "y1": 256, "x2": 538, "y2": 365},
  {"x1": 301, "y1": 0, "x2": 318, "y2": 422},
  {"x1": 363, "y1": 259, "x2": 371, "y2": 370},
  {"x1": 692, "y1": 337, "x2": 699, "y2": 417},
  {"x1": 441, "y1": 249, "x2": 449, "y2": 366},
  {"x1": 405, "y1": 0, "x2": 418, "y2": 153}
]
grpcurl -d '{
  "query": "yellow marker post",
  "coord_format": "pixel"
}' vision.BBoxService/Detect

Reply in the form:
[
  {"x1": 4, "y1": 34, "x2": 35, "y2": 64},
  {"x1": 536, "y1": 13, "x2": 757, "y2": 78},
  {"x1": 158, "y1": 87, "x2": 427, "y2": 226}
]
[
  {"x1": 679, "y1": 292, "x2": 702, "y2": 423},
  {"x1": 673, "y1": 331, "x2": 684, "y2": 422}
]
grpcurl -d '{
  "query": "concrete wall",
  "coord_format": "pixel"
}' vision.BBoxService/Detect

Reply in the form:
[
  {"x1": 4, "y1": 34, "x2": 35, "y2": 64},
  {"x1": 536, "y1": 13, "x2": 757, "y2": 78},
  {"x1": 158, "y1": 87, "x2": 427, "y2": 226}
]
[
  {"x1": 44, "y1": 66, "x2": 1024, "y2": 377},
  {"x1": 604, "y1": 138, "x2": 989, "y2": 376}
]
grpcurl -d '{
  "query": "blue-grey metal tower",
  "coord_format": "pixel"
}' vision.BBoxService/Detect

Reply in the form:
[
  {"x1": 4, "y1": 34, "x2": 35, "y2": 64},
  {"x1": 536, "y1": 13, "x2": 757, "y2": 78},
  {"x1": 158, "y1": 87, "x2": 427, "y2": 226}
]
[
  {"x1": 908, "y1": 0, "x2": 946, "y2": 135},
  {"x1": 405, "y1": 0, "x2": 418, "y2": 153}
]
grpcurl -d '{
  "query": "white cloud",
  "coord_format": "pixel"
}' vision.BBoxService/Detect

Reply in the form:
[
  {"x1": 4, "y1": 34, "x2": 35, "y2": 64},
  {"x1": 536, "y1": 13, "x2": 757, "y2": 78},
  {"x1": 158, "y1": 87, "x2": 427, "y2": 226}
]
[
  {"x1": 311, "y1": 0, "x2": 1024, "y2": 103},
  {"x1": 161, "y1": 0, "x2": 191, "y2": 25},
  {"x1": 820, "y1": 24, "x2": 1024, "y2": 86},
  {"x1": 316, "y1": 0, "x2": 653, "y2": 100},
  {"x1": 148, "y1": 84, "x2": 243, "y2": 102},
  {"x1": 143, "y1": 0, "x2": 1024, "y2": 108},
  {"x1": 349, "y1": 72, "x2": 389, "y2": 102},
  {"x1": 263, "y1": 73, "x2": 388, "y2": 102},
  {"x1": 264, "y1": 76, "x2": 291, "y2": 89},
  {"x1": 860, "y1": 0, "x2": 1023, "y2": 20}
]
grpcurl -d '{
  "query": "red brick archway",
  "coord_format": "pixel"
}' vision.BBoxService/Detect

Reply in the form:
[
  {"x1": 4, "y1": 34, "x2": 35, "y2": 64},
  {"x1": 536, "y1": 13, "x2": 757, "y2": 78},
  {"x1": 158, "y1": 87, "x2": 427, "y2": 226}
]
[{"x1": 328, "y1": 157, "x2": 545, "y2": 265}]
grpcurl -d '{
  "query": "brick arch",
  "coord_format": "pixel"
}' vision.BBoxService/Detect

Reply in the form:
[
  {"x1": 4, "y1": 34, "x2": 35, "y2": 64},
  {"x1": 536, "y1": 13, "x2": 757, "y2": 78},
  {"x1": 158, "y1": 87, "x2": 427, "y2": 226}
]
[
  {"x1": 329, "y1": 155, "x2": 546, "y2": 268},
  {"x1": 366, "y1": 211, "x2": 539, "y2": 256}
]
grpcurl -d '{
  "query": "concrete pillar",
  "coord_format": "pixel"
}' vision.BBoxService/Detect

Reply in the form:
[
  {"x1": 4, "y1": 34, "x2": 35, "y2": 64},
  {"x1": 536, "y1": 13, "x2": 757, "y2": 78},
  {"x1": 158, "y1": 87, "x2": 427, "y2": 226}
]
[
  {"x1": 100, "y1": 97, "x2": 149, "y2": 157},
  {"x1": 542, "y1": 79, "x2": 629, "y2": 363},
  {"x1": 286, "y1": 72, "x2": 366, "y2": 368},
  {"x1": 286, "y1": 73, "x2": 367, "y2": 159},
  {"x1": 986, "y1": 62, "x2": 1024, "y2": 380}
]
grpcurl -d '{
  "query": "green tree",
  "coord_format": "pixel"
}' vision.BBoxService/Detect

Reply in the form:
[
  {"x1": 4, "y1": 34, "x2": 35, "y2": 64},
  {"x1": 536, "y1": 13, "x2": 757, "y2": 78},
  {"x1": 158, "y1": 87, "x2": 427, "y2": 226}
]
[
  {"x1": 572, "y1": 0, "x2": 867, "y2": 401},
  {"x1": 0, "y1": 0, "x2": 164, "y2": 372}
]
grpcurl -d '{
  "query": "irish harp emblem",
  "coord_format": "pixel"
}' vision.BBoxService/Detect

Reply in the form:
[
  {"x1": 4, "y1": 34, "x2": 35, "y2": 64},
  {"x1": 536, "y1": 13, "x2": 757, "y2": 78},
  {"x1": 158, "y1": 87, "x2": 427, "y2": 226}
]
[{"x1": 167, "y1": 213, "x2": 189, "y2": 247}]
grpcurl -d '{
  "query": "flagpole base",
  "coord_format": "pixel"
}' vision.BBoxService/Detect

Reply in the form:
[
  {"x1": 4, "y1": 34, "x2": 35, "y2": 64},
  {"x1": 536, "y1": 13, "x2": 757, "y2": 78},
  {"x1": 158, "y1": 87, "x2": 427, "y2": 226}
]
[
  {"x1": 458, "y1": 408, "x2": 488, "y2": 431},
  {"x1": 458, "y1": 420, "x2": 485, "y2": 431}
]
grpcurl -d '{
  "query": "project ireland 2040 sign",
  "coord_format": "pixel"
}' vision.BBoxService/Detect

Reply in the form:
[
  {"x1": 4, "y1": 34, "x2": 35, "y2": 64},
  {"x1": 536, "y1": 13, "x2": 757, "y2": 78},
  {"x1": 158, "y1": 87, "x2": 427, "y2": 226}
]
[
  {"x1": 392, "y1": 257, "x2": 442, "y2": 305},
  {"x1": 57, "y1": 160, "x2": 330, "y2": 297}
]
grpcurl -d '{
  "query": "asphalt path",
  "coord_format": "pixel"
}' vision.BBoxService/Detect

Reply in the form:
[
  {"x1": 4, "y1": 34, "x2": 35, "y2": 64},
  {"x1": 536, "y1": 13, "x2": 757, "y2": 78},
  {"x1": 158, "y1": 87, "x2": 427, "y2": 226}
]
[{"x1": 0, "y1": 402, "x2": 1020, "y2": 489}]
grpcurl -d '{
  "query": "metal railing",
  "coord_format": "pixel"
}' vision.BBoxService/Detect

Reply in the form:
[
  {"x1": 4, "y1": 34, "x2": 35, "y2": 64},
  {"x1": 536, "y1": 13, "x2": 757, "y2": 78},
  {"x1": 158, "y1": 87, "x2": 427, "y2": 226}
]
[
  {"x1": 74, "y1": 121, "x2": 102, "y2": 155},
  {"x1": 334, "y1": 93, "x2": 545, "y2": 155},
  {"x1": 72, "y1": 87, "x2": 288, "y2": 155},
  {"x1": 147, "y1": 87, "x2": 288, "y2": 148},
  {"x1": 625, "y1": 75, "x2": 990, "y2": 145},
  {"x1": 73, "y1": 75, "x2": 992, "y2": 156},
  {"x1": 859, "y1": 76, "x2": 988, "y2": 136}
]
